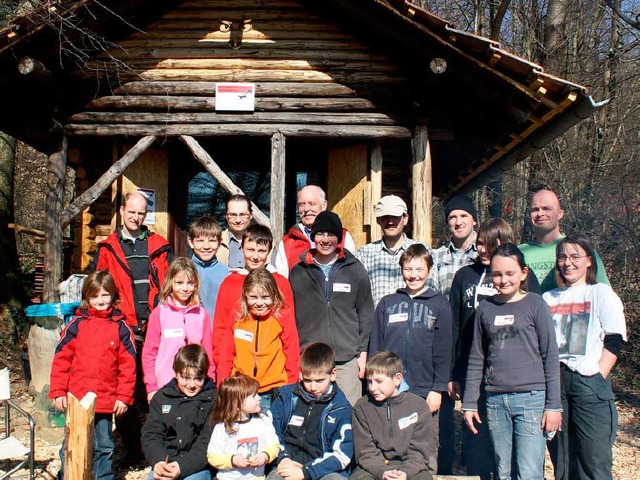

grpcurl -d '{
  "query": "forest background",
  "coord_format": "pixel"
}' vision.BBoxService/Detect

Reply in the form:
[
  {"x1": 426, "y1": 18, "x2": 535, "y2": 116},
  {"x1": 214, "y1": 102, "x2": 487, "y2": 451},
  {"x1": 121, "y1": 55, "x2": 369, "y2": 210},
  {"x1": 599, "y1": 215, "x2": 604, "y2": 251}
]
[{"x1": 0, "y1": 0, "x2": 639, "y2": 392}]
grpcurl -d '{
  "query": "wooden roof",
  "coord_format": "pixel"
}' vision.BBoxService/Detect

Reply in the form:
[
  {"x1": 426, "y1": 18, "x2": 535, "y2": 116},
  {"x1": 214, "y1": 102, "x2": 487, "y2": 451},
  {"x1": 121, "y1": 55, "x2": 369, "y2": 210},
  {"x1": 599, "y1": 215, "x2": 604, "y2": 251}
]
[{"x1": 0, "y1": 0, "x2": 605, "y2": 197}]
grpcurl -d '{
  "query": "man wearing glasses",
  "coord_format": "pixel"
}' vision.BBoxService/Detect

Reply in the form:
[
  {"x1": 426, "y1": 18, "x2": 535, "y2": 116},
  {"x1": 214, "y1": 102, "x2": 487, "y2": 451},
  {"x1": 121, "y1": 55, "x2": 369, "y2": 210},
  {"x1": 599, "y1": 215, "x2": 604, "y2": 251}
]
[
  {"x1": 218, "y1": 194, "x2": 253, "y2": 268},
  {"x1": 519, "y1": 186, "x2": 609, "y2": 292},
  {"x1": 289, "y1": 211, "x2": 374, "y2": 406}
]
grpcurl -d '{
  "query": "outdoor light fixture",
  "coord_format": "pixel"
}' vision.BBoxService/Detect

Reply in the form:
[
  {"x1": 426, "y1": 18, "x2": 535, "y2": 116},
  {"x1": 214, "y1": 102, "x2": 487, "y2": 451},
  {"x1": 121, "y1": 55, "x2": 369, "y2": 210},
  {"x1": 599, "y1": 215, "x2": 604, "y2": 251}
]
[{"x1": 430, "y1": 57, "x2": 447, "y2": 74}]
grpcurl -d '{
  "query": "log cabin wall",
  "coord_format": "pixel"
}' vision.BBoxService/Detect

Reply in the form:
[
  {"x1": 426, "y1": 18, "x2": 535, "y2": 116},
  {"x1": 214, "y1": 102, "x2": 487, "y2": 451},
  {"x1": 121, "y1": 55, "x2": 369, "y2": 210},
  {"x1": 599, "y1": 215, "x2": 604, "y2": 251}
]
[{"x1": 66, "y1": 0, "x2": 419, "y2": 267}]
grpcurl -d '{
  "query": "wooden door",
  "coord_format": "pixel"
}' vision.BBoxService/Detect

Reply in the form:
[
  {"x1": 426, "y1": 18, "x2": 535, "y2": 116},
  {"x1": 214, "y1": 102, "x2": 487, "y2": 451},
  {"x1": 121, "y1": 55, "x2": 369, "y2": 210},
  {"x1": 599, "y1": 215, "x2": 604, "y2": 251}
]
[{"x1": 327, "y1": 144, "x2": 368, "y2": 249}]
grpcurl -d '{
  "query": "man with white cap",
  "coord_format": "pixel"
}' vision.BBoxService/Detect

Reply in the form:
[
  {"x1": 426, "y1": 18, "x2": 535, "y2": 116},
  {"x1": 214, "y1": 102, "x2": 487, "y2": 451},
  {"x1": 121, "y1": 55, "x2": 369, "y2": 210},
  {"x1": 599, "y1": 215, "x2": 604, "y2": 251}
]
[{"x1": 356, "y1": 195, "x2": 418, "y2": 306}]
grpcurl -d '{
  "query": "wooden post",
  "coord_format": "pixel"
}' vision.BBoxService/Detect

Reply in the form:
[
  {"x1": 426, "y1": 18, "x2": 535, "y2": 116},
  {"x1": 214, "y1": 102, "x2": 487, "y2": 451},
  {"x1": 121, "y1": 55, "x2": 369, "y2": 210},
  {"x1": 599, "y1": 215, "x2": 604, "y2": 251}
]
[
  {"x1": 179, "y1": 135, "x2": 271, "y2": 227},
  {"x1": 60, "y1": 136, "x2": 157, "y2": 228},
  {"x1": 43, "y1": 134, "x2": 67, "y2": 303},
  {"x1": 270, "y1": 132, "x2": 286, "y2": 242},
  {"x1": 64, "y1": 392, "x2": 97, "y2": 480},
  {"x1": 411, "y1": 125, "x2": 432, "y2": 246},
  {"x1": 369, "y1": 141, "x2": 383, "y2": 242}
]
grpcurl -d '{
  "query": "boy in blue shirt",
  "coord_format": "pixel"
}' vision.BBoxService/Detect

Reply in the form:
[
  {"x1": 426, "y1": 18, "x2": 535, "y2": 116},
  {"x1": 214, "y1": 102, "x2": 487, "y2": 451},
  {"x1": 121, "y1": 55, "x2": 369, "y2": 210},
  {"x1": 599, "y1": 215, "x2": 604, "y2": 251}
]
[
  {"x1": 188, "y1": 216, "x2": 229, "y2": 325},
  {"x1": 269, "y1": 343, "x2": 353, "y2": 480}
]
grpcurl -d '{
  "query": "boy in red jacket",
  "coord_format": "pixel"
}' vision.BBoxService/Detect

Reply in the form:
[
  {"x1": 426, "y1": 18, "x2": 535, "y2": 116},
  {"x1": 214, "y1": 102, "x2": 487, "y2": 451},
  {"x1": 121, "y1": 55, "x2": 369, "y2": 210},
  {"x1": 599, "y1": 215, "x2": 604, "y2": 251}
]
[{"x1": 49, "y1": 270, "x2": 137, "y2": 480}]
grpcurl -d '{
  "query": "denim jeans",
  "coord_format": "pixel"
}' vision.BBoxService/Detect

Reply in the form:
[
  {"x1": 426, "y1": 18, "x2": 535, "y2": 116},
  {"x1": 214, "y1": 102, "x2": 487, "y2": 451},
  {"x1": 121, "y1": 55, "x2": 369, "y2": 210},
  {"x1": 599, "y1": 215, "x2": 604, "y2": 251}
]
[
  {"x1": 58, "y1": 413, "x2": 114, "y2": 480},
  {"x1": 147, "y1": 468, "x2": 211, "y2": 480},
  {"x1": 486, "y1": 390, "x2": 545, "y2": 480}
]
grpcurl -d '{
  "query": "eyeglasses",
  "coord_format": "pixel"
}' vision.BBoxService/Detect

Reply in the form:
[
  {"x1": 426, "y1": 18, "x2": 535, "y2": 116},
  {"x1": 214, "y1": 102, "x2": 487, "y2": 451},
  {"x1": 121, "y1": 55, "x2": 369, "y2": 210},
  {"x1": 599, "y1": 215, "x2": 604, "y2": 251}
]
[
  {"x1": 557, "y1": 254, "x2": 587, "y2": 264},
  {"x1": 314, "y1": 232, "x2": 337, "y2": 240},
  {"x1": 226, "y1": 213, "x2": 251, "y2": 219}
]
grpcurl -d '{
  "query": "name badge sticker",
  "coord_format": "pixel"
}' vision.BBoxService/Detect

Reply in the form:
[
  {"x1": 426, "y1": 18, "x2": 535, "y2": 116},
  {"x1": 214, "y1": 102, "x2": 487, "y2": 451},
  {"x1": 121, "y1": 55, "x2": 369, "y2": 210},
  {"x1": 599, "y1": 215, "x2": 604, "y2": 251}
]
[
  {"x1": 388, "y1": 313, "x2": 409, "y2": 323},
  {"x1": 398, "y1": 412, "x2": 418, "y2": 430},
  {"x1": 235, "y1": 329, "x2": 254, "y2": 342},
  {"x1": 288, "y1": 415, "x2": 305, "y2": 427},
  {"x1": 494, "y1": 315, "x2": 515, "y2": 326},
  {"x1": 164, "y1": 328, "x2": 184, "y2": 338},
  {"x1": 333, "y1": 283, "x2": 351, "y2": 293}
]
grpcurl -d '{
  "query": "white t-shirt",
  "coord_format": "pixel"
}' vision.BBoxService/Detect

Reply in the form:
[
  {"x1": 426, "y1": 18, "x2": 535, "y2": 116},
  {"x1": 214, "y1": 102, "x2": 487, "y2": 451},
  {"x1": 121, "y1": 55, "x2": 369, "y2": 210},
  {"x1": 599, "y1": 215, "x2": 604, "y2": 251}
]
[
  {"x1": 543, "y1": 283, "x2": 627, "y2": 376},
  {"x1": 207, "y1": 414, "x2": 279, "y2": 480}
]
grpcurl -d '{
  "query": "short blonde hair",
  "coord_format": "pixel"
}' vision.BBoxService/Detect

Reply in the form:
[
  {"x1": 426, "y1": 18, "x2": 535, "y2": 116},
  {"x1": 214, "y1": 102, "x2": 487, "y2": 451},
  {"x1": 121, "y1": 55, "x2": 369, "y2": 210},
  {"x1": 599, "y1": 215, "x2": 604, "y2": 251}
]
[{"x1": 365, "y1": 351, "x2": 403, "y2": 378}]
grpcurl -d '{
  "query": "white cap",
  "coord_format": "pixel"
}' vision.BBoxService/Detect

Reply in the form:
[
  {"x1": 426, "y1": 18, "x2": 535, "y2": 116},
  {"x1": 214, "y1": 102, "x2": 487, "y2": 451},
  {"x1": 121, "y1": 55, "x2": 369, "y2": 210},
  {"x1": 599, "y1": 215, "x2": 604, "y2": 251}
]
[{"x1": 375, "y1": 195, "x2": 408, "y2": 217}]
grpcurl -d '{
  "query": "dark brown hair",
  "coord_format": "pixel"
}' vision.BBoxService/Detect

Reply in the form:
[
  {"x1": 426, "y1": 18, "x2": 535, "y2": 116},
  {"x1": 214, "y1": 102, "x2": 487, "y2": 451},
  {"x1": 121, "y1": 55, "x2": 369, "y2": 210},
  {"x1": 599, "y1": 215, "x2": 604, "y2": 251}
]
[
  {"x1": 399, "y1": 243, "x2": 433, "y2": 270},
  {"x1": 173, "y1": 344, "x2": 209, "y2": 378},
  {"x1": 80, "y1": 270, "x2": 118, "y2": 309},
  {"x1": 476, "y1": 218, "x2": 515, "y2": 259},
  {"x1": 188, "y1": 215, "x2": 222, "y2": 241},
  {"x1": 300, "y1": 343, "x2": 335, "y2": 375},
  {"x1": 555, "y1": 234, "x2": 598, "y2": 286}
]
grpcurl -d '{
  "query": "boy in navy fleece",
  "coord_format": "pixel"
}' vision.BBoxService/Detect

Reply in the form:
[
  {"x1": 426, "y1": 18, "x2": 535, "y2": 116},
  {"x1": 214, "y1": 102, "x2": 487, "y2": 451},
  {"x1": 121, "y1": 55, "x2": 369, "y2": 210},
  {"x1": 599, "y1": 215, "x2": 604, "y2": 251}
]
[
  {"x1": 269, "y1": 343, "x2": 353, "y2": 480},
  {"x1": 368, "y1": 243, "x2": 452, "y2": 473}
]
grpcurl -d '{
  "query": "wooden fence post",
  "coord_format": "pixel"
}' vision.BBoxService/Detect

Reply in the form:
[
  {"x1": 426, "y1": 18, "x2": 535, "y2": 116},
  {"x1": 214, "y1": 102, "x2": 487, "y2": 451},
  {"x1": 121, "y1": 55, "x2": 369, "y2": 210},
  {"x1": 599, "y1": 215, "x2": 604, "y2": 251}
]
[{"x1": 64, "y1": 392, "x2": 97, "y2": 480}]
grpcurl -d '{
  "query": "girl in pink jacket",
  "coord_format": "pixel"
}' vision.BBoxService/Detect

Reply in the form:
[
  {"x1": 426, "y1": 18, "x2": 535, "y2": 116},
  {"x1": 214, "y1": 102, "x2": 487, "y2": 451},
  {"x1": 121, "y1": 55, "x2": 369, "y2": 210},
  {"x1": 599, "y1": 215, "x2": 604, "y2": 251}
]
[{"x1": 142, "y1": 257, "x2": 215, "y2": 400}]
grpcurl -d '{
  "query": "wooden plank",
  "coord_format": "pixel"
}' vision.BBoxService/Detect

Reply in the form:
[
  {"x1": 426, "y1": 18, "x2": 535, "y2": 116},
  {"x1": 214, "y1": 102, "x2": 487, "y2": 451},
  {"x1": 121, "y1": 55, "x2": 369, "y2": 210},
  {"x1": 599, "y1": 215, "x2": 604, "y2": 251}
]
[
  {"x1": 69, "y1": 112, "x2": 401, "y2": 126},
  {"x1": 112, "y1": 38, "x2": 370, "y2": 51},
  {"x1": 114, "y1": 81, "x2": 364, "y2": 97},
  {"x1": 94, "y1": 58, "x2": 400, "y2": 73},
  {"x1": 126, "y1": 27, "x2": 349, "y2": 41},
  {"x1": 270, "y1": 132, "x2": 286, "y2": 241},
  {"x1": 83, "y1": 69, "x2": 402, "y2": 84},
  {"x1": 67, "y1": 124, "x2": 412, "y2": 138},
  {"x1": 158, "y1": 10, "x2": 323, "y2": 22},
  {"x1": 411, "y1": 124, "x2": 432, "y2": 245},
  {"x1": 86, "y1": 96, "x2": 380, "y2": 111},
  {"x1": 179, "y1": 135, "x2": 271, "y2": 227},
  {"x1": 369, "y1": 141, "x2": 383, "y2": 241},
  {"x1": 328, "y1": 144, "x2": 369, "y2": 249},
  {"x1": 43, "y1": 134, "x2": 67, "y2": 303},
  {"x1": 96, "y1": 47, "x2": 384, "y2": 62},
  {"x1": 60, "y1": 136, "x2": 157, "y2": 228}
]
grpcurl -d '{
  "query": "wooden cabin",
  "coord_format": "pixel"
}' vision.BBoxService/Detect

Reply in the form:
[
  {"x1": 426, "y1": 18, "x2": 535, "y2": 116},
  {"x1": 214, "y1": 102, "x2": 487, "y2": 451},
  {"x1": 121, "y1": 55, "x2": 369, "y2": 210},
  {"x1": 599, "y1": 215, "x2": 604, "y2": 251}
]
[{"x1": 0, "y1": 0, "x2": 603, "y2": 302}]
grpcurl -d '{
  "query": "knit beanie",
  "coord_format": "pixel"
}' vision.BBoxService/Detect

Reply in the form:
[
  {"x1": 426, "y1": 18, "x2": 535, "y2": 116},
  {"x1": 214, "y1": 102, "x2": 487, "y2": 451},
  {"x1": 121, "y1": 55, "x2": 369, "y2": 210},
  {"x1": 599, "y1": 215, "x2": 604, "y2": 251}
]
[
  {"x1": 310, "y1": 211, "x2": 343, "y2": 243},
  {"x1": 444, "y1": 195, "x2": 477, "y2": 221}
]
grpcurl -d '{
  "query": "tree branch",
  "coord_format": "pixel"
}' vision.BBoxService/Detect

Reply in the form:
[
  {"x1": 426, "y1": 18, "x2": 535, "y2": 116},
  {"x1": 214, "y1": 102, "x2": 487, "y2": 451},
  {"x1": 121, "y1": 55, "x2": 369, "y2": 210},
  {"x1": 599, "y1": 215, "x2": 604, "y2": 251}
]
[{"x1": 603, "y1": 0, "x2": 640, "y2": 31}]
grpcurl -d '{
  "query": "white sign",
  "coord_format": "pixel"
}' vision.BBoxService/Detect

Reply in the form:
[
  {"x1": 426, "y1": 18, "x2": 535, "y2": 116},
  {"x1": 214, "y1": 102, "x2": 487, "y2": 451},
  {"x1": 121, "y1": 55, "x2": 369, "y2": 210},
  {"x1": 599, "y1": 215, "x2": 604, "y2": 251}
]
[
  {"x1": 215, "y1": 83, "x2": 256, "y2": 111},
  {"x1": 137, "y1": 187, "x2": 156, "y2": 225}
]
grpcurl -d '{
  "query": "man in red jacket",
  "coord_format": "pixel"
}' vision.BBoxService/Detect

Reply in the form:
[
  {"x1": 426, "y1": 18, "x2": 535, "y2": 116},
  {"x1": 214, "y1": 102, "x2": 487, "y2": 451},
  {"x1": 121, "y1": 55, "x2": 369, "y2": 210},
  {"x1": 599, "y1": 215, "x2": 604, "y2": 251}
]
[
  {"x1": 91, "y1": 190, "x2": 172, "y2": 466},
  {"x1": 273, "y1": 185, "x2": 356, "y2": 277}
]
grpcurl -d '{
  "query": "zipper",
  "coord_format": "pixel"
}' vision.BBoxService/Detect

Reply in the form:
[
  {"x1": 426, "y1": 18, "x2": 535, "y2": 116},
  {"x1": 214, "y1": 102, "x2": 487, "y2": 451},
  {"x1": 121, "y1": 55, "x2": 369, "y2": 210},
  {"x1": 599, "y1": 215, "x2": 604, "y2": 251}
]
[
  {"x1": 253, "y1": 318, "x2": 260, "y2": 377},
  {"x1": 386, "y1": 400, "x2": 392, "y2": 437}
]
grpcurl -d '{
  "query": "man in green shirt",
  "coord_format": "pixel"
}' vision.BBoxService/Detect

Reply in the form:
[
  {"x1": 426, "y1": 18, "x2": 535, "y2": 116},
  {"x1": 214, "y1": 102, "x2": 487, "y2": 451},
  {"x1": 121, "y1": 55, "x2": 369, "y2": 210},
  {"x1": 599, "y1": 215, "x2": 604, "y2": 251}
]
[{"x1": 519, "y1": 187, "x2": 609, "y2": 292}]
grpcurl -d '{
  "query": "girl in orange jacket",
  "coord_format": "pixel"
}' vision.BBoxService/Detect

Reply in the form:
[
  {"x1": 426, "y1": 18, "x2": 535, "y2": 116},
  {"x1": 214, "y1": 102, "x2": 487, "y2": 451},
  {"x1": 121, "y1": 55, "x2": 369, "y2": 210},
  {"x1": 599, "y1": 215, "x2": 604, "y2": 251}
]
[{"x1": 228, "y1": 267, "x2": 300, "y2": 409}]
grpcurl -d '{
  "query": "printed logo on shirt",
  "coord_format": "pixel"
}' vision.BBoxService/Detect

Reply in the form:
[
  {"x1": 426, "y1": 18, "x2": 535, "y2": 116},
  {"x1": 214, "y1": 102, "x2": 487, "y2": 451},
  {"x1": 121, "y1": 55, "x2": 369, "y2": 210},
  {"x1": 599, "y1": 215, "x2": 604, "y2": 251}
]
[
  {"x1": 494, "y1": 315, "x2": 515, "y2": 326},
  {"x1": 388, "y1": 312, "x2": 408, "y2": 323},
  {"x1": 549, "y1": 301, "x2": 592, "y2": 356},
  {"x1": 161, "y1": 405, "x2": 171, "y2": 414},
  {"x1": 333, "y1": 283, "x2": 351, "y2": 293},
  {"x1": 237, "y1": 437, "x2": 259, "y2": 458},
  {"x1": 288, "y1": 415, "x2": 305, "y2": 427},
  {"x1": 164, "y1": 328, "x2": 185, "y2": 338},
  {"x1": 235, "y1": 329, "x2": 254, "y2": 342},
  {"x1": 398, "y1": 412, "x2": 418, "y2": 430},
  {"x1": 327, "y1": 415, "x2": 336, "y2": 424}
]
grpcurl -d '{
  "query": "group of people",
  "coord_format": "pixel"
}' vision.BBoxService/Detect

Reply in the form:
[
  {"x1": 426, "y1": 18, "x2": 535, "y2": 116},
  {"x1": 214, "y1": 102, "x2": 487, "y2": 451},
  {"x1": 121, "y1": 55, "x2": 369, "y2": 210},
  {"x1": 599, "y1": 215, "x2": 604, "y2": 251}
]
[{"x1": 47, "y1": 185, "x2": 626, "y2": 480}]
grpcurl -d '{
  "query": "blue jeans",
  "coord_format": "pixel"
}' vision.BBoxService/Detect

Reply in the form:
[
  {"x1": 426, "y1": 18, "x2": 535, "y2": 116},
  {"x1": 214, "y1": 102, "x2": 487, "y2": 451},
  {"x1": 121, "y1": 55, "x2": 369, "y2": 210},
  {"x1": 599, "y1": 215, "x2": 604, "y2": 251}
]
[
  {"x1": 486, "y1": 391, "x2": 546, "y2": 480},
  {"x1": 58, "y1": 413, "x2": 114, "y2": 479},
  {"x1": 147, "y1": 469, "x2": 211, "y2": 480}
]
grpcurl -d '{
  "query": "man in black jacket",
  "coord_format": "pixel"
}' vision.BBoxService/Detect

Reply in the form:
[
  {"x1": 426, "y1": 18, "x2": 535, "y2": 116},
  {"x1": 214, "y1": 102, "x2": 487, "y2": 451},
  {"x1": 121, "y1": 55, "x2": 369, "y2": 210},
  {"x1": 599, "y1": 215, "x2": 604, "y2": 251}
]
[{"x1": 289, "y1": 211, "x2": 374, "y2": 406}]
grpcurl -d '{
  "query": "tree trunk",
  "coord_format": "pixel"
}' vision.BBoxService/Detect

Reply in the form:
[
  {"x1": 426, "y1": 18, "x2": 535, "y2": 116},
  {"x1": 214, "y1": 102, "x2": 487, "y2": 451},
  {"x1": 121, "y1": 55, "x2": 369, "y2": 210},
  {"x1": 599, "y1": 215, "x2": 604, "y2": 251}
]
[{"x1": 0, "y1": 131, "x2": 26, "y2": 343}]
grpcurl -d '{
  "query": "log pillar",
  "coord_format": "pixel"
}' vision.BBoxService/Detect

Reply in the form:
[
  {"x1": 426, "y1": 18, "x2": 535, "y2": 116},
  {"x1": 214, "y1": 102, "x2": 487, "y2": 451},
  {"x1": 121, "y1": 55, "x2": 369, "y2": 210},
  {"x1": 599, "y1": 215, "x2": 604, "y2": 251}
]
[
  {"x1": 369, "y1": 141, "x2": 383, "y2": 242},
  {"x1": 270, "y1": 132, "x2": 286, "y2": 242},
  {"x1": 43, "y1": 134, "x2": 67, "y2": 303},
  {"x1": 411, "y1": 125, "x2": 432, "y2": 245},
  {"x1": 64, "y1": 392, "x2": 97, "y2": 480}
]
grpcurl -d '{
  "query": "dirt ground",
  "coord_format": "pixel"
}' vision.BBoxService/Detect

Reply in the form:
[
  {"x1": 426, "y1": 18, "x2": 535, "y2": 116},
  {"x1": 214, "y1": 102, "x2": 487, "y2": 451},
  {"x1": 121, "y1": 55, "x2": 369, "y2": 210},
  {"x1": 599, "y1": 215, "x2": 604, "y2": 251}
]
[{"x1": 1, "y1": 354, "x2": 639, "y2": 480}]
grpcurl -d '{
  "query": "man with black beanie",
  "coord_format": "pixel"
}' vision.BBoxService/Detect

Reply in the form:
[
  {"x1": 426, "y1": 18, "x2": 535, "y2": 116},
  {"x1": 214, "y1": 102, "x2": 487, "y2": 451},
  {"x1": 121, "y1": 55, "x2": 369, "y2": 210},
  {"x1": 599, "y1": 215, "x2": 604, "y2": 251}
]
[
  {"x1": 289, "y1": 211, "x2": 374, "y2": 406},
  {"x1": 429, "y1": 194, "x2": 478, "y2": 476}
]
